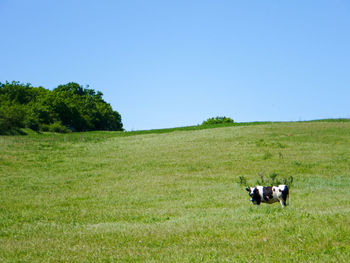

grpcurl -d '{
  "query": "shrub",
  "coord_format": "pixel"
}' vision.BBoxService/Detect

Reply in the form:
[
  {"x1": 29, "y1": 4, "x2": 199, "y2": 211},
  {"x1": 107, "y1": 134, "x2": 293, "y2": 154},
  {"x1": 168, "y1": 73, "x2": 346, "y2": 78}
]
[
  {"x1": 49, "y1": 121, "x2": 71, "y2": 133},
  {"x1": 238, "y1": 175, "x2": 248, "y2": 186},
  {"x1": 24, "y1": 113, "x2": 40, "y2": 132},
  {"x1": 256, "y1": 172, "x2": 294, "y2": 188},
  {"x1": 202, "y1": 116, "x2": 234, "y2": 125},
  {"x1": 42, "y1": 121, "x2": 70, "y2": 133},
  {"x1": 0, "y1": 104, "x2": 26, "y2": 133},
  {"x1": 262, "y1": 152, "x2": 273, "y2": 160}
]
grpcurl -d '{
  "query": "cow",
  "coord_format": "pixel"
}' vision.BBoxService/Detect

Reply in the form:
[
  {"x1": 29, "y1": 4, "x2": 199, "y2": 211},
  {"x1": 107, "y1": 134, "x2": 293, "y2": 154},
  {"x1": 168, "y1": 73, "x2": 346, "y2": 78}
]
[{"x1": 245, "y1": 185, "x2": 289, "y2": 208}]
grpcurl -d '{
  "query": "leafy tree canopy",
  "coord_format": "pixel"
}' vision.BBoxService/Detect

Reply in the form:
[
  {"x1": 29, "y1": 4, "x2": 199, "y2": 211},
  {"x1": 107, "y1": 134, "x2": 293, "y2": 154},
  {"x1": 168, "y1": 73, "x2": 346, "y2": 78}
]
[
  {"x1": 202, "y1": 116, "x2": 234, "y2": 126},
  {"x1": 0, "y1": 81, "x2": 123, "y2": 134}
]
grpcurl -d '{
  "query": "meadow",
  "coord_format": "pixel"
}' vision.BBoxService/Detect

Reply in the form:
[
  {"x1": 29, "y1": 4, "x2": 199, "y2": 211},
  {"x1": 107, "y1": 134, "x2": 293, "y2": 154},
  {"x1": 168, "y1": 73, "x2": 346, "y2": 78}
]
[{"x1": 1, "y1": 121, "x2": 350, "y2": 262}]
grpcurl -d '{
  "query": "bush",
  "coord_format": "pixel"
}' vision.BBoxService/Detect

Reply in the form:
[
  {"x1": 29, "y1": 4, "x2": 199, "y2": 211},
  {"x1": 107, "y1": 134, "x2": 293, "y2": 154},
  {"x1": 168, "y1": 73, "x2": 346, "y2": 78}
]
[
  {"x1": 238, "y1": 172, "x2": 294, "y2": 188},
  {"x1": 202, "y1": 116, "x2": 234, "y2": 125},
  {"x1": 24, "y1": 114, "x2": 40, "y2": 132},
  {"x1": 238, "y1": 175, "x2": 248, "y2": 186},
  {"x1": 0, "y1": 104, "x2": 26, "y2": 132},
  {"x1": 41, "y1": 122, "x2": 70, "y2": 133},
  {"x1": 48, "y1": 121, "x2": 71, "y2": 133},
  {"x1": 256, "y1": 172, "x2": 294, "y2": 188}
]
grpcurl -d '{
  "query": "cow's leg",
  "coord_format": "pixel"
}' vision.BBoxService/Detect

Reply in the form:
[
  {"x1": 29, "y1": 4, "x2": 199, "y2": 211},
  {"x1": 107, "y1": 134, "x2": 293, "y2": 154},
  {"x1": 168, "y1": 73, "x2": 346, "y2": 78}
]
[
  {"x1": 282, "y1": 195, "x2": 288, "y2": 207},
  {"x1": 279, "y1": 199, "x2": 286, "y2": 208}
]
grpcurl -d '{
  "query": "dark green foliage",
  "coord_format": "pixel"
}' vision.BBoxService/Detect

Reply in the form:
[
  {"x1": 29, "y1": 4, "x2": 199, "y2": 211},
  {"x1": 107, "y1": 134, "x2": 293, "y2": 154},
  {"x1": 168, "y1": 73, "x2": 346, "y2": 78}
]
[
  {"x1": 0, "y1": 103, "x2": 27, "y2": 132},
  {"x1": 40, "y1": 121, "x2": 70, "y2": 133},
  {"x1": 49, "y1": 121, "x2": 71, "y2": 133},
  {"x1": 238, "y1": 175, "x2": 248, "y2": 186},
  {"x1": 24, "y1": 116, "x2": 40, "y2": 131},
  {"x1": 0, "y1": 81, "x2": 123, "y2": 134},
  {"x1": 202, "y1": 116, "x2": 234, "y2": 125},
  {"x1": 256, "y1": 172, "x2": 266, "y2": 185},
  {"x1": 262, "y1": 151, "x2": 273, "y2": 160},
  {"x1": 256, "y1": 172, "x2": 294, "y2": 188}
]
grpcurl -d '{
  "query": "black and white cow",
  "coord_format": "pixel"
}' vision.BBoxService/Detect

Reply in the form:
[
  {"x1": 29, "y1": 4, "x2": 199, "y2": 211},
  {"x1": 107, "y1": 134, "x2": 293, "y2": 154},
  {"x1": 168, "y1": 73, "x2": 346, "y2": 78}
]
[{"x1": 245, "y1": 185, "x2": 289, "y2": 208}]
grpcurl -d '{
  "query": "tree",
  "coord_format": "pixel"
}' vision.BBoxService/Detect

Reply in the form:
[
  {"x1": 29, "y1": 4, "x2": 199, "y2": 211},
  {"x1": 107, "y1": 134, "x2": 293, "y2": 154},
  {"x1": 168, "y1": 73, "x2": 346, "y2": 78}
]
[{"x1": 0, "y1": 81, "x2": 123, "y2": 134}]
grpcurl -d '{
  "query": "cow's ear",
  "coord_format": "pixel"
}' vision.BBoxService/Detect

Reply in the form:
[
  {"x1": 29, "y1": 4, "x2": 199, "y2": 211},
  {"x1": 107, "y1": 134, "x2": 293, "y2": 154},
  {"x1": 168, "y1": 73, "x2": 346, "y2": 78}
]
[{"x1": 245, "y1": 187, "x2": 250, "y2": 192}]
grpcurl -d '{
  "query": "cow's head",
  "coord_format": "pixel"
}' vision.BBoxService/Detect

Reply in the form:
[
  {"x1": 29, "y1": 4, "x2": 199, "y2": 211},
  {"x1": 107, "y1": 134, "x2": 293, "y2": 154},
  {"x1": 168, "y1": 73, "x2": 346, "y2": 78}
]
[{"x1": 245, "y1": 187, "x2": 260, "y2": 204}]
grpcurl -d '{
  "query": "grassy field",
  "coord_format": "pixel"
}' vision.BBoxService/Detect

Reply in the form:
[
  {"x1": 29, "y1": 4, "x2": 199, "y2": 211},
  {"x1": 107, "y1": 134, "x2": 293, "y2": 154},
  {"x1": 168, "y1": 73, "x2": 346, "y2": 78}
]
[{"x1": 1, "y1": 121, "x2": 350, "y2": 262}]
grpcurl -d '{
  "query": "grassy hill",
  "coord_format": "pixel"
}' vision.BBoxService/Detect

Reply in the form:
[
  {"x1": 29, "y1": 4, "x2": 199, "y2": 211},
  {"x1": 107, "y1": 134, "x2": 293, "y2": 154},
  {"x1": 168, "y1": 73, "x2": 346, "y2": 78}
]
[{"x1": 1, "y1": 121, "x2": 350, "y2": 262}]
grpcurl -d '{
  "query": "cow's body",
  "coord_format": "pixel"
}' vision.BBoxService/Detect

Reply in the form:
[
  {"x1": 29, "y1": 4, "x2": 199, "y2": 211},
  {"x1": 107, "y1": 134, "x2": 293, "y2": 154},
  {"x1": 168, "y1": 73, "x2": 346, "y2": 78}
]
[{"x1": 246, "y1": 185, "x2": 289, "y2": 207}]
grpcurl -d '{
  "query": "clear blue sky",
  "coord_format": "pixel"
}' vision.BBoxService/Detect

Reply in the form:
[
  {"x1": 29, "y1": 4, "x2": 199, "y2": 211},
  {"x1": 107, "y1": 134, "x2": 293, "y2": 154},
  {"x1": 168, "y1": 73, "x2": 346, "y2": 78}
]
[{"x1": 1, "y1": 0, "x2": 350, "y2": 130}]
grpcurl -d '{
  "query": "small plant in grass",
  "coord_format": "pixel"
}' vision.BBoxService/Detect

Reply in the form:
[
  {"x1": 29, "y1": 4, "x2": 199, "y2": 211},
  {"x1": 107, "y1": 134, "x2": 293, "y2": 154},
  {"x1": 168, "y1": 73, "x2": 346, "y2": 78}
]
[
  {"x1": 278, "y1": 152, "x2": 284, "y2": 160},
  {"x1": 269, "y1": 172, "x2": 278, "y2": 183},
  {"x1": 292, "y1": 161, "x2": 302, "y2": 166},
  {"x1": 238, "y1": 175, "x2": 248, "y2": 186},
  {"x1": 256, "y1": 171, "x2": 266, "y2": 185},
  {"x1": 256, "y1": 171, "x2": 293, "y2": 188},
  {"x1": 262, "y1": 151, "x2": 273, "y2": 160},
  {"x1": 256, "y1": 139, "x2": 267, "y2": 147},
  {"x1": 273, "y1": 142, "x2": 286, "y2": 148},
  {"x1": 283, "y1": 176, "x2": 294, "y2": 188}
]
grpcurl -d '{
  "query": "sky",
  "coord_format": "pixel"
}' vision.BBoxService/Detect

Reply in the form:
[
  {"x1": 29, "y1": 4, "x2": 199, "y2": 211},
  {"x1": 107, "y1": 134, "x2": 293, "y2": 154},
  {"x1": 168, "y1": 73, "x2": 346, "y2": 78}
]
[{"x1": 1, "y1": 0, "x2": 350, "y2": 131}]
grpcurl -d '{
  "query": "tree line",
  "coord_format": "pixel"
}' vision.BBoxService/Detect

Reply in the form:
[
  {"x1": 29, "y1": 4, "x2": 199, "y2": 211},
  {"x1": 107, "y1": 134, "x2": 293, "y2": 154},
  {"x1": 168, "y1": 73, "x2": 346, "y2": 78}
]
[{"x1": 0, "y1": 81, "x2": 123, "y2": 134}]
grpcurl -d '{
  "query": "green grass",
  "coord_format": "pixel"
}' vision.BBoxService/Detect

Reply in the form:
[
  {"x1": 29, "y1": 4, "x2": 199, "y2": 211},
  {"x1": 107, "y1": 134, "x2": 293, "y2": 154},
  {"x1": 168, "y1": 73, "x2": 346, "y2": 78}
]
[{"x1": 1, "y1": 121, "x2": 350, "y2": 262}]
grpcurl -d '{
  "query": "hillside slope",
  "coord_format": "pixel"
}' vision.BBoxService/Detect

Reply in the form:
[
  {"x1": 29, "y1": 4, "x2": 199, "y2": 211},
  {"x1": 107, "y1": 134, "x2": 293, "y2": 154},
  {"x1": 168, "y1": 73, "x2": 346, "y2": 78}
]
[{"x1": 1, "y1": 121, "x2": 350, "y2": 262}]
